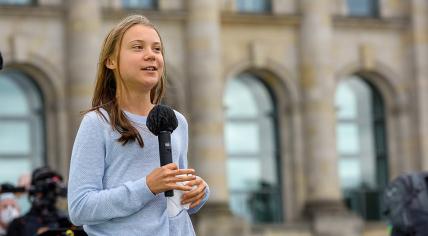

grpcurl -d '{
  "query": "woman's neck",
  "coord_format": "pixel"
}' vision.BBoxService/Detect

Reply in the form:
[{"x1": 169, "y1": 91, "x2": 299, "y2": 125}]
[{"x1": 120, "y1": 90, "x2": 154, "y2": 116}]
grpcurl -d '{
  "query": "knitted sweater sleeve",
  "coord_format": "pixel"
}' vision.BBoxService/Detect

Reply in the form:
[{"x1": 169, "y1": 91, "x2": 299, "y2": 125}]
[
  {"x1": 175, "y1": 112, "x2": 210, "y2": 215},
  {"x1": 67, "y1": 112, "x2": 156, "y2": 226}
]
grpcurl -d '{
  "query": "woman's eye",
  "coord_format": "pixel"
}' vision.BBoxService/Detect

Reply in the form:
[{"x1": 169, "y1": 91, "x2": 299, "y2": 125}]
[
  {"x1": 153, "y1": 47, "x2": 161, "y2": 52},
  {"x1": 132, "y1": 45, "x2": 143, "y2": 50}
]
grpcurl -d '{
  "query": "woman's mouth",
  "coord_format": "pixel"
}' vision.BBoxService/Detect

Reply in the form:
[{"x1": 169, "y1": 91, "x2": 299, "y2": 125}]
[{"x1": 141, "y1": 66, "x2": 157, "y2": 71}]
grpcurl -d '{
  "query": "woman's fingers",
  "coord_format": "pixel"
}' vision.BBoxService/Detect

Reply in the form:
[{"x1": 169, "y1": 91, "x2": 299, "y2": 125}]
[
  {"x1": 176, "y1": 168, "x2": 195, "y2": 176},
  {"x1": 182, "y1": 189, "x2": 205, "y2": 205},
  {"x1": 175, "y1": 174, "x2": 196, "y2": 182},
  {"x1": 147, "y1": 164, "x2": 198, "y2": 194},
  {"x1": 181, "y1": 179, "x2": 206, "y2": 201},
  {"x1": 172, "y1": 184, "x2": 194, "y2": 192},
  {"x1": 162, "y1": 163, "x2": 178, "y2": 171},
  {"x1": 163, "y1": 167, "x2": 195, "y2": 177},
  {"x1": 189, "y1": 199, "x2": 202, "y2": 209},
  {"x1": 182, "y1": 184, "x2": 205, "y2": 200},
  {"x1": 183, "y1": 178, "x2": 203, "y2": 190}
]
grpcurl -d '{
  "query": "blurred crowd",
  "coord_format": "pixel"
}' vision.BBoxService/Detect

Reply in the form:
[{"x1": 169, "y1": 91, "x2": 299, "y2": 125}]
[{"x1": 0, "y1": 167, "x2": 83, "y2": 236}]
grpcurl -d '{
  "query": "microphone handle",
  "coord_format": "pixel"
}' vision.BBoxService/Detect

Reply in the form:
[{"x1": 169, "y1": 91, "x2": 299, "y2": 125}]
[
  {"x1": 158, "y1": 131, "x2": 174, "y2": 197},
  {"x1": 0, "y1": 51, "x2": 3, "y2": 70}
]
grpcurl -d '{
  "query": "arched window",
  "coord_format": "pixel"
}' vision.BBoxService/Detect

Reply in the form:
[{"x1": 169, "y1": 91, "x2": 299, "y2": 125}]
[
  {"x1": 335, "y1": 75, "x2": 388, "y2": 220},
  {"x1": 223, "y1": 73, "x2": 282, "y2": 223},
  {"x1": 0, "y1": 70, "x2": 45, "y2": 185}
]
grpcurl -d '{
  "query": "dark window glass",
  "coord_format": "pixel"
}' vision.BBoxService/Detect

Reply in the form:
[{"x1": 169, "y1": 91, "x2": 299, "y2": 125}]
[
  {"x1": 236, "y1": 0, "x2": 271, "y2": 13},
  {"x1": 122, "y1": 0, "x2": 157, "y2": 9},
  {"x1": 335, "y1": 76, "x2": 388, "y2": 221},
  {"x1": 224, "y1": 73, "x2": 283, "y2": 223},
  {"x1": 0, "y1": 0, "x2": 34, "y2": 5},
  {"x1": 346, "y1": 0, "x2": 379, "y2": 17}
]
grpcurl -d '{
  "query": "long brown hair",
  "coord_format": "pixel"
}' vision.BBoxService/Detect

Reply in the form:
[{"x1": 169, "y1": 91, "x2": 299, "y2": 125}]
[{"x1": 88, "y1": 15, "x2": 166, "y2": 147}]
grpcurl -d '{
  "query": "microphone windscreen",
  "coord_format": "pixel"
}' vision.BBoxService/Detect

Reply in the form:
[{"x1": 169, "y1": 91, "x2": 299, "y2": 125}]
[{"x1": 146, "y1": 104, "x2": 178, "y2": 135}]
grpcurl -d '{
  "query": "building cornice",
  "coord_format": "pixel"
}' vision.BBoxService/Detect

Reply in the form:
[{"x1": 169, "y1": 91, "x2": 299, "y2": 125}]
[
  {"x1": 101, "y1": 8, "x2": 187, "y2": 22},
  {"x1": 220, "y1": 12, "x2": 409, "y2": 31},
  {"x1": 221, "y1": 12, "x2": 300, "y2": 27},
  {"x1": 333, "y1": 15, "x2": 410, "y2": 31},
  {"x1": 0, "y1": 6, "x2": 410, "y2": 31}
]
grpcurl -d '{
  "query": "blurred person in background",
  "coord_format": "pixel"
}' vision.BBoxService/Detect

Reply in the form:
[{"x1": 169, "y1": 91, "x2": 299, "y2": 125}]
[
  {"x1": 0, "y1": 193, "x2": 20, "y2": 236},
  {"x1": 6, "y1": 167, "x2": 76, "y2": 236}
]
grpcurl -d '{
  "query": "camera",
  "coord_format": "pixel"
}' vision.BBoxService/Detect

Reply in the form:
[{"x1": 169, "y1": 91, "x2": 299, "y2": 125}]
[
  {"x1": 29, "y1": 167, "x2": 67, "y2": 197},
  {"x1": 0, "y1": 183, "x2": 26, "y2": 194},
  {"x1": 28, "y1": 167, "x2": 67, "y2": 212}
]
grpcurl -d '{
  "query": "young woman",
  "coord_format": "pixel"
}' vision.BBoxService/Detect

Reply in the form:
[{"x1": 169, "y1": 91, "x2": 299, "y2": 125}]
[{"x1": 68, "y1": 15, "x2": 209, "y2": 236}]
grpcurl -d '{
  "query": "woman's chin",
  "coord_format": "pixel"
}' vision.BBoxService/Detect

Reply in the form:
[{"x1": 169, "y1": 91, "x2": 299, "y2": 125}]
[{"x1": 140, "y1": 78, "x2": 160, "y2": 89}]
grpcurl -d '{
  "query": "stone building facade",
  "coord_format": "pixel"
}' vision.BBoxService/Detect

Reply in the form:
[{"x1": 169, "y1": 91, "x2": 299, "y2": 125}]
[{"x1": 0, "y1": 0, "x2": 427, "y2": 235}]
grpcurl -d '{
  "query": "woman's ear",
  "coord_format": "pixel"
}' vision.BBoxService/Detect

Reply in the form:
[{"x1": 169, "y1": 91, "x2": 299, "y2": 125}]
[{"x1": 106, "y1": 57, "x2": 117, "y2": 69}]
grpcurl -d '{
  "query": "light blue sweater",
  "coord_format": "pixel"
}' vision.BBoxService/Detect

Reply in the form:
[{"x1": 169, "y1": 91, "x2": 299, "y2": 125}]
[{"x1": 68, "y1": 109, "x2": 209, "y2": 236}]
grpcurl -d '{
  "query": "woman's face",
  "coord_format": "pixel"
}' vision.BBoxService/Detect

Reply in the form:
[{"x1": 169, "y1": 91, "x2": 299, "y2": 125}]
[{"x1": 115, "y1": 24, "x2": 164, "y2": 93}]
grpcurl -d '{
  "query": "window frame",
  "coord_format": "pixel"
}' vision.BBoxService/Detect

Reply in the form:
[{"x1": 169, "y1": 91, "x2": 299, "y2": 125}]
[
  {"x1": 0, "y1": 70, "x2": 46, "y2": 183},
  {"x1": 224, "y1": 73, "x2": 283, "y2": 224},
  {"x1": 335, "y1": 76, "x2": 388, "y2": 221}
]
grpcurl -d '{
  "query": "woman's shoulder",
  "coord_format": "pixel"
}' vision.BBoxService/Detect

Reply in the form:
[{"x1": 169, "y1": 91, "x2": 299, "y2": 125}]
[
  {"x1": 81, "y1": 109, "x2": 110, "y2": 128},
  {"x1": 173, "y1": 110, "x2": 188, "y2": 126},
  {"x1": 173, "y1": 110, "x2": 189, "y2": 136}
]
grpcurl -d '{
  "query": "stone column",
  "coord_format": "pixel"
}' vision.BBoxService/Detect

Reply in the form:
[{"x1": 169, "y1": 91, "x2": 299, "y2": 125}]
[
  {"x1": 409, "y1": 0, "x2": 428, "y2": 170},
  {"x1": 186, "y1": 0, "x2": 226, "y2": 205},
  {"x1": 186, "y1": 1, "x2": 245, "y2": 235},
  {"x1": 66, "y1": 0, "x2": 101, "y2": 163},
  {"x1": 299, "y1": 0, "x2": 362, "y2": 235}
]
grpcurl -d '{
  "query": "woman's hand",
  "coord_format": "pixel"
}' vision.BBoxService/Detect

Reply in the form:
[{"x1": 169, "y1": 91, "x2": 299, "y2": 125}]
[
  {"x1": 181, "y1": 176, "x2": 207, "y2": 208},
  {"x1": 146, "y1": 163, "x2": 196, "y2": 195}
]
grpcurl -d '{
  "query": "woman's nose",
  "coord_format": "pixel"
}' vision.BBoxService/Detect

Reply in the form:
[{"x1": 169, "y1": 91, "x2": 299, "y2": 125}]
[{"x1": 144, "y1": 49, "x2": 155, "y2": 60}]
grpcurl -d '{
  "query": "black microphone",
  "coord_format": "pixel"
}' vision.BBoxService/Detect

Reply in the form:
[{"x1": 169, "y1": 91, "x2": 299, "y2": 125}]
[
  {"x1": 146, "y1": 104, "x2": 178, "y2": 197},
  {"x1": 0, "y1": 51, "x2": 3, "y2": 70}
]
